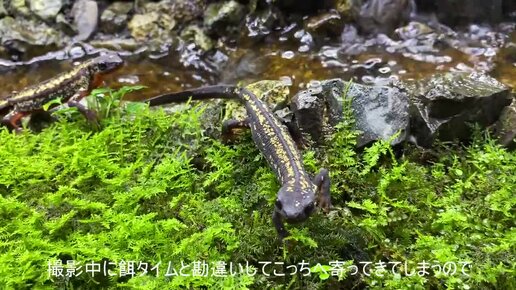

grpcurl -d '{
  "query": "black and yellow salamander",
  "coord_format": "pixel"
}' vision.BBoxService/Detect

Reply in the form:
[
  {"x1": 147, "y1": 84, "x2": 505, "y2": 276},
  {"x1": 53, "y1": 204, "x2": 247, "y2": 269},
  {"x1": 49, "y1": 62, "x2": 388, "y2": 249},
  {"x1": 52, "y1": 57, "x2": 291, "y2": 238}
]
[{"x1": 146, "y1": 85, "x2": 332, "y2": 238}]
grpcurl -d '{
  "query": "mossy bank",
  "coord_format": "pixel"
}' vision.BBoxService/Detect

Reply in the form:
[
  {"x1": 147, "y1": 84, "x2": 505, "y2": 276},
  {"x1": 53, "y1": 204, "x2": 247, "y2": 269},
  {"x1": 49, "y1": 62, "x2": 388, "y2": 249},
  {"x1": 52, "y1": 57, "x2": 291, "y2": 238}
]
[{"x1": 0, "y1": 87, "x2": 514, "y2": 289}]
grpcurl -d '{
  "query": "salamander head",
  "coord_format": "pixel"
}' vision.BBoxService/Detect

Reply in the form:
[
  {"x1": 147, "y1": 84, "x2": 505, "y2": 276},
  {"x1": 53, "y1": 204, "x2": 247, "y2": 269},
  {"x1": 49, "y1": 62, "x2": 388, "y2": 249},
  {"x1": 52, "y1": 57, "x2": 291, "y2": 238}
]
[
  {"x1": 89, "y1": 53, "x2": 124, "y2": 75},
  {"x1": 275, "y1": 184, "x2": 316, "y2": 223}
]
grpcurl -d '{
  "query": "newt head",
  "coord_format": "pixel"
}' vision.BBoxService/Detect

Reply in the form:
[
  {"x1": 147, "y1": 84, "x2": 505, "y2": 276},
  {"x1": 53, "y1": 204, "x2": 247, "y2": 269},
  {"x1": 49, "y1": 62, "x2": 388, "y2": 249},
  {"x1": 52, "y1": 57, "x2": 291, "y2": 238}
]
[
  {"x1": 275, "y1": 184, "x2": 316, "y2": 224},
  {"x1": 89, "y1": 53, "x2": 124, "y2": 75}
]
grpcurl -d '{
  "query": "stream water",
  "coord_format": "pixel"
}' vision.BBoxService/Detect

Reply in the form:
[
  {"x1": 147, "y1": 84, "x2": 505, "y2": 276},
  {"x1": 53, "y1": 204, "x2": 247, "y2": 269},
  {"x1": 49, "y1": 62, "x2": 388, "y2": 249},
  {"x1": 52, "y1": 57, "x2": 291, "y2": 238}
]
[{"x1": 0, "y1": 22, "x2": 514, "y2": 101}]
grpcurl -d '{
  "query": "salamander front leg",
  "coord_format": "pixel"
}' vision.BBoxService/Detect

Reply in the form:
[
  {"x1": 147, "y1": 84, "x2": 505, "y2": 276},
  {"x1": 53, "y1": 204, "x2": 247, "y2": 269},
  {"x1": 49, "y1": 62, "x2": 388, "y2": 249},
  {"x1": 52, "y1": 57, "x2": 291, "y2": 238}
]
[
  {"x1": 67, "y1": 91, "x2": 99, "y2": 127},
  {"x1": 221, "y1": 118, "x2": 250, "y2": 142},
  {"x1": 313, "y1": 168, "x2": 332, "y2": 212},
  {"x1": 272, "y1": 210, "x2": 289, "y2": 240},
  {"x1": 2, "y1": 110, "x2": 28, "y2": 133}
]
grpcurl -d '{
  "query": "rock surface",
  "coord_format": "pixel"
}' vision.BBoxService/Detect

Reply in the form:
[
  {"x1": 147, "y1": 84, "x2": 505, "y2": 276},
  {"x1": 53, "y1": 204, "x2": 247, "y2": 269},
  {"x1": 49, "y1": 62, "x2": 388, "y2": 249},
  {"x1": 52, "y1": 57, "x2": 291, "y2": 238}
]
[
  {"x1": 292, "y1": 79, "x2": 410, "y2": 147},
  {"x1": 71, "y1": 0, "x2": 98, "y2": 41},
  {"x1": 354, "y1": 0, "x2": 414, "y2": 35},
  {"x1": 100, "y1": 2, "x2": 134, "y2": 34},
  {"x1": 204, "y1": 0, "x2": 245, "y2": 35},
  {"x1": 0, "y1": 17, "x2": 66, "y2": 51},
  {"x1": 491, "y1": 100, "x2": 516, "y2": 149},
  {"x1": 29, "y1": 0, "x2": 63, "y2": 21},
  {"x1": 398, "y1": 72, "x2": 513, "y2": 147}
]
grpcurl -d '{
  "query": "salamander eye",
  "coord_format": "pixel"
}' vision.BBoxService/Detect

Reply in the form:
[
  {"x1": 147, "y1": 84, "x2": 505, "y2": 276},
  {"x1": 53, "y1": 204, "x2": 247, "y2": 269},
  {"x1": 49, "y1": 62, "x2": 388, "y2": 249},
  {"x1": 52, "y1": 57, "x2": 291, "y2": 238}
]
[
  {"x1": 304, "y1": 202, "x2": 315, "y2": 215},
  {"x1": 98, "y1": 62, "x2": 108, "y2": 71},
  {"x1": 275, "y1": 199, "x2": 283, "y2": 210}
]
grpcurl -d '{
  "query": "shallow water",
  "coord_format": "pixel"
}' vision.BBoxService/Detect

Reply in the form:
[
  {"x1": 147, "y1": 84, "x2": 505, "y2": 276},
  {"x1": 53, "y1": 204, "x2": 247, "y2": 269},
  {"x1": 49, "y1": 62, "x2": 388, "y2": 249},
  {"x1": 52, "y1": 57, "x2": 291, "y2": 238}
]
[{"x1": 0, "y1": 23, "x2": 514, "y2": 102}]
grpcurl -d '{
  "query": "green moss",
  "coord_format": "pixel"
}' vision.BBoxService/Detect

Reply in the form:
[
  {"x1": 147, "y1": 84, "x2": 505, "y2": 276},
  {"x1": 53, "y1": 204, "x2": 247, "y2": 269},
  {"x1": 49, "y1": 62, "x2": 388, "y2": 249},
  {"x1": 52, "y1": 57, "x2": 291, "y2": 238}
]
[{"x1": 0, "y1": 86, "x2": 514, "y2": 289}]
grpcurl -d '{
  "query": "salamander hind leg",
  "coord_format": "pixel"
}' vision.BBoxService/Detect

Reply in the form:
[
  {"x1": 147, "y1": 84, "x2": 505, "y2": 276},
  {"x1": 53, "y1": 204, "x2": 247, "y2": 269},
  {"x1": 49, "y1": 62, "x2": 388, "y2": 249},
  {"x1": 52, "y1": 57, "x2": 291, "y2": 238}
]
[
  {"x1": 313, "y1": 168, "x2": 332, "y2": 212},
  {"x1": 2, "y1": 110, "x2": 29, "y2": 133},
  {"x1": 221, "y1": 118, "x2": 250, "y2": 143}
]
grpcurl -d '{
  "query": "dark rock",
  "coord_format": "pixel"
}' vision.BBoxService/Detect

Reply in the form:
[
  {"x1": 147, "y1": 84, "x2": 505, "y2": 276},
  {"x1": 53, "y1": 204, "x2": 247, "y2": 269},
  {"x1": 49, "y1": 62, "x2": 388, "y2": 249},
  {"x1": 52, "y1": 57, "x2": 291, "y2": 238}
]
[
  {"x1": 275, "y1": 0, "x2": 334, "y2": 14},
  {"x1": 503, "y1": 0, "x2": 516, "y2": 17},
  {"x1": 354, "y1": 0, "x2": 414, "y2": 35},
  {"x1": 0, "y1": 1, "x2": 7, "y2": 17},
  {"x1": 491, "y1": 99, "x2": 516, "y2": 149},
  {"x1": 291, "y1": 82, "x2": 326, "y2": 143},
  {"x1": 71, "y1": 0, "x2": 99, "y2": 41},
  {"x1": 398, "y1": 72, "x2": 513, "y2": 147},
  {"x1": 435, "y1": 0, "x2": 503, "y2": 25},
  {"x1": 100, "y1": 2, "x2": 134, "y2": 34},
  {"x1": 292, "y1": 79, "x2": 409, "y2": 147},
  {"x1": 343, "y1": 81, "x2": 409, "y2": 147}
]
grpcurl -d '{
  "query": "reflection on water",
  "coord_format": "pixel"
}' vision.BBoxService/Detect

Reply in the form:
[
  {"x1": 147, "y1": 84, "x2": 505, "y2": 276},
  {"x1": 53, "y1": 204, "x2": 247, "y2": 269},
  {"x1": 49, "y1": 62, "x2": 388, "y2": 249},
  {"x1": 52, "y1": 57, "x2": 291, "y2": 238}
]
[{"x1": 0, "y1": 23, "x2": 514, "y2": 102}]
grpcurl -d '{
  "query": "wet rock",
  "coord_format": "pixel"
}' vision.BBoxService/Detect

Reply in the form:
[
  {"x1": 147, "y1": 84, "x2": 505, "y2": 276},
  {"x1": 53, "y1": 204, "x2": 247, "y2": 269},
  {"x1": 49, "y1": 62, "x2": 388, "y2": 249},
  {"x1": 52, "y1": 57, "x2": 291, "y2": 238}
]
[
  {"x1": 0, "y1": 17, "x2": 67, "y2": 51},
  {"x1": 204, "y1": 0, "x2": 246, "y2": 35},
  {"x1": 8, "y1": 0, "x2": 31, "y2": 17},
  {"x1": 29, "y1": 0, "x2": 63, "y2": 21},
  {"x1": 435, "y1": 0, "x2": 503, "y2": 25},
  {"x1": 395, "y1": 21, "x2": 434, "y2": 40},
  {"x1": 305, "y1": 10, "x2": 344, "y2": 37},
  {"x1": 89, "y1": 38, "x2": 140, "y2": 51},
  {"x1": 169, "y1": 0, "x2": 205, "y2": 22},
  {"x1": 399, "y1": 72, "x2": 513, "y2": 147},
  {"x1": 491, "y1": 100, "x2": 516, "y2": 149},
  {"x1": 354, "y1": 0, "x2": 414, "y2": 35},
  {"x1": 245, "y1": 6, "x2": 284, "y2": 38},
  {"x1": 291, "y1": 81, "x2": 327, "y2": 144},
  {"x1": 180, "y1": 25, "x2": 213, "y2": 51},
  {"x1": 71, "y1": 0, "x2": 98, "y2": 41},
  {"x1": 292, "y1": 78, "x2": 410, "y2": 147},
  {"x1": 142, "y1": 0, "x2": 205, "y2": 23},
  {"x1": 346, "y1": 82, "x2": 409, "y2": 146},
  {"x1": 128, "y1": 12, "x2": 175, "y2": 43},
  {"x1": 100, "y1": 2, "x2": 133, "y2": 34}
]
